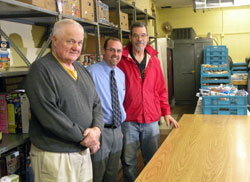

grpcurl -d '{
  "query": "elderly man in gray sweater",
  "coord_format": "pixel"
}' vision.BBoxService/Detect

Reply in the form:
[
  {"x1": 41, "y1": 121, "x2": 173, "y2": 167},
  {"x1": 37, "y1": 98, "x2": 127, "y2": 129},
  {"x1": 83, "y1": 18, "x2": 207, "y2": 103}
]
[{"x1": 25, "y1": 19, "x2": 104, "y2": 182}]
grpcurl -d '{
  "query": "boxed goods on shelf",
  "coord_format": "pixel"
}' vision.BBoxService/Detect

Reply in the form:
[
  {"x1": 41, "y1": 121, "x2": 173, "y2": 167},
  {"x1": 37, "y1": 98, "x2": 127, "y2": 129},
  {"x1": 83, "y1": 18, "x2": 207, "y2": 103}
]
[
  {"x1": 0, "y1": 76, "x2": 25, "y2": 93},
  {"x1": 0, "y1": 174, "x2": 19, "y2": 182},
  {"x1": 61, "y1": 0, "x2": 81, "y2": 18},
  {"x1": 7, "y1": 93, "x2": 22, "y2": 134},
  {"x1": 0, "y1": 91, "x2": 29, "y2": 134},
  {"x1": 20, "y1": 94, "x2": 29, "y2": 134},
  {"x1": 45, "y1": 0, "x2": 57, "y2": 11},
  {"x1": 17, "y1": 0, "x2": 57, "y2": 11},
  {"x1": 109, "y1": 11, "x2": 129, "y2": 30},
  {"x1": 80, "y1": 0, "x2": 95, "y2": 21},
  {"x1": 200, "y1": 85, "x2": 248, "y2": 115},
  {"x1": 98, "y1": 1, "x2": 109, "y2": 24},
  {"x1": 204, "y1": 45, "x2": 228, "y2": 65},
  {"x1": 0, "y1": 150, "x2": 20, "y2": 177},
  {"x1": 0, "y1": 41, "x2": 10, "y2": 71},
  {"x1": 0, "y1": 94, "x2": 8, "y2": 134},
  {"x1": 16, "y1": 0, "x2": 44, "y2": 8}
]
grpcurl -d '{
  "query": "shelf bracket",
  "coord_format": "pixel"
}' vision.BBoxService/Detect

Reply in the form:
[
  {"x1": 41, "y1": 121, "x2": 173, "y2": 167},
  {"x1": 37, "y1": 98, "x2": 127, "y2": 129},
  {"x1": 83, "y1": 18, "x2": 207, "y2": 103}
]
[{"x1": 35, "y1": 31, "x2": 52, "y2": 61}]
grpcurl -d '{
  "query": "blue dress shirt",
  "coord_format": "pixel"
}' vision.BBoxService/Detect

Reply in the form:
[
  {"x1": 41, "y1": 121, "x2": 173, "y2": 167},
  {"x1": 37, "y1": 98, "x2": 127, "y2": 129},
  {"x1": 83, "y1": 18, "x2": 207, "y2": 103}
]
[{"x1": 87, "y1": 60, "x2": 126, "y2": 125}]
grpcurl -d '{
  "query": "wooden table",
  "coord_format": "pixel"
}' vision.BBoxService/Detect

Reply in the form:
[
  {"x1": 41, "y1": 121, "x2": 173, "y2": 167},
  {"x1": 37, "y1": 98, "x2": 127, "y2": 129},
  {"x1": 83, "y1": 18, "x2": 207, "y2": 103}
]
[{"x1": 136, "y1": 114, "x2": 250, "y2": 182}]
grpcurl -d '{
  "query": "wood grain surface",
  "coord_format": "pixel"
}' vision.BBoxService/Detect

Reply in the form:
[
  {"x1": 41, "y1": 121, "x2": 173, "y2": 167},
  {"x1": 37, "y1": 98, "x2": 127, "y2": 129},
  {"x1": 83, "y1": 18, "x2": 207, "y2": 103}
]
[{"x1": 135, "y1": 114, "x2": 250, "y2": 182}]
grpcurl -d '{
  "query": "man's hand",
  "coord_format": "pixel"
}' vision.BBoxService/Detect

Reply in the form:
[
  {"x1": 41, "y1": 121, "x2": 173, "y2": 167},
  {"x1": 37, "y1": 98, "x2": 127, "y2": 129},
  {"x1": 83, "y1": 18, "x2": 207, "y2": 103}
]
[
  {"x1": 164, "y1": 115, "x2": 179, "y2": 128},
  {"x1": 80, "y1": 127, "x2": 101, "y2": 154}
]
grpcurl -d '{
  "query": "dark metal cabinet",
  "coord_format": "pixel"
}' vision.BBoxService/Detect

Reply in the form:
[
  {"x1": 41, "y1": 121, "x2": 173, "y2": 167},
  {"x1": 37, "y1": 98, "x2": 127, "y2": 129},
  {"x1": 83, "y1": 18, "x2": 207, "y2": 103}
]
[{"x1": 173, "y1": 39, "x2": 212, "y2": 104}]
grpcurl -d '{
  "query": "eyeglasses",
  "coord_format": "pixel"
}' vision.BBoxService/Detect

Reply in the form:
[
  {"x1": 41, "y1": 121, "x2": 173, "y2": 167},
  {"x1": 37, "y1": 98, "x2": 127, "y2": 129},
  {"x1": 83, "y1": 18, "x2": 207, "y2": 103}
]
[
  {"x1": 106, "y1": 48, "x2": 122, "y2": 53},
  {"x1": 132, "y1": 33, "x2": 148, "y2": 39}
]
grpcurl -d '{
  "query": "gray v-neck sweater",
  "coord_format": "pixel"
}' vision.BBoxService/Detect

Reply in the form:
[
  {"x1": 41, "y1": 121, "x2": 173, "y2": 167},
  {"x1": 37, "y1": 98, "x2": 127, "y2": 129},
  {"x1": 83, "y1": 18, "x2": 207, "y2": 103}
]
[{"x1": 25, "y1": 52, "x2": 104, "y2": 152}]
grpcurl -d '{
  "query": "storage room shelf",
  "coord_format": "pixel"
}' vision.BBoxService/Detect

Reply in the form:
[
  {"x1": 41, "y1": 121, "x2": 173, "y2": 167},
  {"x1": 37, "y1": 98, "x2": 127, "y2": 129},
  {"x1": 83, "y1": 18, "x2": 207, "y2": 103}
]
[
  {"x1": 0, "y1": 133, "x2": 29, "y2": 156},
  {"x1": 0, "y1": 67, "x2": 29, "y2": 77},
  {"x1": 0, "y1": 0, "x2": 58, "y2": 25}
]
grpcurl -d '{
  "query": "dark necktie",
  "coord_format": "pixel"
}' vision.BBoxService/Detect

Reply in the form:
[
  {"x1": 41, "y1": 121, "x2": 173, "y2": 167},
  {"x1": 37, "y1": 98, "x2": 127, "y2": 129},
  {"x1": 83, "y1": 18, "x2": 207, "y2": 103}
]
[{"x1": 110, "y1": 70, "x2": 122, "y2": 127}]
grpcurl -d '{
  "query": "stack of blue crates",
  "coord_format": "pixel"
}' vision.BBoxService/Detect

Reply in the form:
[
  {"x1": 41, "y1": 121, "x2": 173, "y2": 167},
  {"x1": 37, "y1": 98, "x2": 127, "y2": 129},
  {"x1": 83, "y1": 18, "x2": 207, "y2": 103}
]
[
  {"x1": 201, "y1": 64, "x2": 231, "y2": 88},
  {"x1": 231, "y1": 62, "x2": 248, "y2": 74},
  {"x1": 204, "y1": 45, "x2": 228, "y2": 65},
  {"x1": 202, "y1": 95, "x2": 248, "y2": 115},
  {"x1": 201, "y1": 45, "x2": 247, "y2": 115},
  {"x1": 201, "y1": 45, "x2": 231, "y2": 88}
]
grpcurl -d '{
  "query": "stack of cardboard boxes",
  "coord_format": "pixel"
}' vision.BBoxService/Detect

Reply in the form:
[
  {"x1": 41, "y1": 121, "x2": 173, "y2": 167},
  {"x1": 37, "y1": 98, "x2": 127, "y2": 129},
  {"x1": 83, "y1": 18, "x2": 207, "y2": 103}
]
[
  {"x1": 81, "y1": 0, "x2": 95, "y2": 21},
  {"x1": 109, "y1": 11, "x2": 129, "y2": 30},
  {"x1": 16, "y1": 0, "x2": 129, "y2": 29},
  {"x1": 17, "y1": 0, "x2": 57, "y2": 11},
  {"x1": 17, "y1": 0, "x2": 95, "y2": 21}
]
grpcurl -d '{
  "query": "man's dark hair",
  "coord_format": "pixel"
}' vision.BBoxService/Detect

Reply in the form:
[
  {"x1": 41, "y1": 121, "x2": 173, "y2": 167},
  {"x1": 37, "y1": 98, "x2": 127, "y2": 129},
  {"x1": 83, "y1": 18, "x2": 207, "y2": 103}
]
[
  {"x1": 103, "y1": 37, "x2": 121, "y2": 49},
  {"x1": 130, "y1": 22, "x2": 148, "y2": 35}
]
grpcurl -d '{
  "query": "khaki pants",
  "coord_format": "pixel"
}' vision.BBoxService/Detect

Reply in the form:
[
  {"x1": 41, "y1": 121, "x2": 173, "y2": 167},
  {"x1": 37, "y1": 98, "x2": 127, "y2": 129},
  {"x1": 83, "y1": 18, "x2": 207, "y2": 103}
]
[{"x1": 30, "y1": 145, "x2": 93, "y2": 182}]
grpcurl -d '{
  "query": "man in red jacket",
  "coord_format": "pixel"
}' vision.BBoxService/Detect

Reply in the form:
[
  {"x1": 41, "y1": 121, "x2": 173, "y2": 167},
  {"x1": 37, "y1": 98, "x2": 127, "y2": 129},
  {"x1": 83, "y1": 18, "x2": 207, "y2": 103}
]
[{"x1": 118, "y1": 22, "x2": 179, "y2": 182}]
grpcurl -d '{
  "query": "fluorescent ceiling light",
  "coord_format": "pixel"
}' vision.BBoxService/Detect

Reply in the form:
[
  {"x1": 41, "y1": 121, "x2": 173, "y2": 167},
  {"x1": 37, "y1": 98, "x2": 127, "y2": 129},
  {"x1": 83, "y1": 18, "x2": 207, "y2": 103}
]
[{"x1": 194, "y1": 0, "x2": 250, "y2": 10}]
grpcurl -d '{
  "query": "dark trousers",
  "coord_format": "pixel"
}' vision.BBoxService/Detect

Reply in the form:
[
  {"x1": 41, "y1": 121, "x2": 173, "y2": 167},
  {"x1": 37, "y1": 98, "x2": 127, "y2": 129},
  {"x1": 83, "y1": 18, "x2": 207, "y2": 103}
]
[{"x1": 91, "y1": 126, "x2": 123, "y2": 182}]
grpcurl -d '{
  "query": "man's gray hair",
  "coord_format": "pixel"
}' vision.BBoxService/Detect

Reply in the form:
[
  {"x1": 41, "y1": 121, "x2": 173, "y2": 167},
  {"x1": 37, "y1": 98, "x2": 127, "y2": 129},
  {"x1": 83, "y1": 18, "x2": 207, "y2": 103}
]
[
  {"x1": 52, "y1": 19, "x2": 84, "y2": 38},
  {"x1": 130, "y1": 22, "x2": 148, "y2": 35}
]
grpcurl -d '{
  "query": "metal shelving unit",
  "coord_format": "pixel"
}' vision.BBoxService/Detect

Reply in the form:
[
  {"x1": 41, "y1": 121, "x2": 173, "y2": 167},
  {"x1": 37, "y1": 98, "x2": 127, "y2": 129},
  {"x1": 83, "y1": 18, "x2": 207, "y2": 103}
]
[
  {"x1": 0, "y1": 0, "x2": 101, "y2": 67},
  {"x1": 101, "y1": 0, "x2": 158, "y2": 50},
  {"x1": 0, "y1": 67, "x2": 29, "y2": 77},
  {"x1": 0, "y1": 134, "x2": 29, "y2": 157},
  {"x1": 0, "y1": 0, "x2": 158, "y2": 69}
]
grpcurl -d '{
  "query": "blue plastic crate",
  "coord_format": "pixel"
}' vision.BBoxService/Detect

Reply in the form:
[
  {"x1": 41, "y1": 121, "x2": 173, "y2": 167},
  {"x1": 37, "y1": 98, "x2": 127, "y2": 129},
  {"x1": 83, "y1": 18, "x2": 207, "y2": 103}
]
[
  {"x1": 231, "y1": 65, "x2": 248, "y2": 74},
  {"x1": 232, "y1": 62, "x2": 247, "y2": 66},
  {"x1": 201, "y1": 80, "x2": 231, "y2": 88},
  {"x1": 201, "y1": 65, "x2": 231, "y2": 88},
  {"x1": 204, "y1": 45, "x2": 228, "y2": 65},
  {"x1": 202, "y1": 105, "x2": 247, "y2": 115},
  {"x1": 205, "y1": 50, "x2": 228, "y2": 57},
  {"x1": 204, "y1": 56, "x2": 228, "y2": 65},
  {"x1": 232, "y1": 66, "x2": 247, "y2": 71},
  {"x1": 202, "y1": 95, "x2": 247, "y2": 106},
  {"x1": 201, "y1": 72, "x2": 231, "y2": 78},
  {"x1": 205, "y1": 45, "x2": 228, "y2": 53},
  {"x1": 232, "y1": 70, "x2": 248, "y2": 74}
]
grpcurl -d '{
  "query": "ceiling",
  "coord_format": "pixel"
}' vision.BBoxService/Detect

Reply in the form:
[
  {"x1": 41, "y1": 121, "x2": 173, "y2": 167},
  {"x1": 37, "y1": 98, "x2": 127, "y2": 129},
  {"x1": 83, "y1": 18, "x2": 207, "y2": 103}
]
[
  {"x1": 154, "y1": 0, "x2": 250, "y2": 9},
  {"x1": 154, "y1": 0, "x2": 193, "y2": 8}
]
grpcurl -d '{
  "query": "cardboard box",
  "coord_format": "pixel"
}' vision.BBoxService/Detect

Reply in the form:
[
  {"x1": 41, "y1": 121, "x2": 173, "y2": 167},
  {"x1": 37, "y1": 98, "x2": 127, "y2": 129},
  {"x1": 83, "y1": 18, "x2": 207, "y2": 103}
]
[
  {"x1": 16, "y1": 0, "x2": 45, "y2": 8},
  {"x1": 0, "y1": 94, "x2": 8, "y2": 120},
  {"x1": 7, "y1": 93, "x2": 22, "y2": 134},
  {"x1": 120, "y1": 11, "x2": 129, "y2": 30},
  {"x1": 109, "y1": 11, "x2": 129, "y2": 30},
  {"x1": 0, "y1": 150, "x2": 20, "y2": 176},
  {"x1": 20, "y1": 94, "x2": 30, "y2": 134},
  {"x1": 62, "y1": 0, "x2": 81, "y2": 18},
  {"x1": 0, "y1": 124, "x2": 8, "y2": 134},
  {"x1": 45, "y1": 0, "x2": 57, "y2": 11},
  {"x1": 98, "y1": 1, "x2": 109, "y2": 24},
  {"x1": 84, "y1": 34, "x2": 106, "y2": 54},
  {"x1": 80, "y1": 0, "x2": 95, "y2": 21}
]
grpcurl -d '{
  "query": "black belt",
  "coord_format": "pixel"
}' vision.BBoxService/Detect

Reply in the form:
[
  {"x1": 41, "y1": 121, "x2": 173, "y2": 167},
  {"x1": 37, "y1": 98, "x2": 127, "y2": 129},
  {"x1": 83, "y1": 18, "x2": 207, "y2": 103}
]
[{"x1": 104, "y1": 124, "x2": 120, "y2": 129}]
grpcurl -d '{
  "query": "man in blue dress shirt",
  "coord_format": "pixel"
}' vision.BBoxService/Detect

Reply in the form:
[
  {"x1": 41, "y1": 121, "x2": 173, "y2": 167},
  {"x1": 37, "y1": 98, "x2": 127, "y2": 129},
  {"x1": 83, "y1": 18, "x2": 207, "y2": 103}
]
[{"x1": 88, "y1": 37, "x2": 126, "y2": 182}]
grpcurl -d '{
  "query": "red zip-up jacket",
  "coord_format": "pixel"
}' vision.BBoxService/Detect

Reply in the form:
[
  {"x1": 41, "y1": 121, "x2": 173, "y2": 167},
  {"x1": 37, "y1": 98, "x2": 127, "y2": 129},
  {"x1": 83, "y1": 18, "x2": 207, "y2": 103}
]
[{"x1": 118, "y1": 44, "x2": 171, "y2": 123}]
